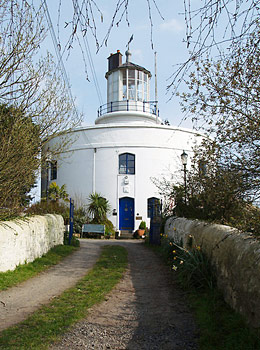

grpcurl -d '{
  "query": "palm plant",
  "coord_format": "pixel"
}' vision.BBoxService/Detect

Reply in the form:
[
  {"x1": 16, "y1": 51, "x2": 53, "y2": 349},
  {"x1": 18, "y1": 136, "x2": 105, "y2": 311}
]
[
  {"x1": 87, "y1": 192, "x2": 111, "y2": 223},
  {"x1": 48, "y1": 182, "x2": 69, "y2": 203}
]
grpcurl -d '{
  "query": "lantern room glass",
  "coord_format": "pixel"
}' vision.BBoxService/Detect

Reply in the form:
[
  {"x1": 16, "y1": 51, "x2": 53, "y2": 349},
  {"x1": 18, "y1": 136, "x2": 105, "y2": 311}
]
[{"x1": 121, "y1": 69, "x2": 148, "y2": 102}]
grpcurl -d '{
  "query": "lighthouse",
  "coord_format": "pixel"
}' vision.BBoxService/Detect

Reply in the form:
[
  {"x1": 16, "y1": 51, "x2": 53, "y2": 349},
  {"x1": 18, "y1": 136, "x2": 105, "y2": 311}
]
[{"x1": 42, "y1": 50, "x2": 203, "y2": 235}]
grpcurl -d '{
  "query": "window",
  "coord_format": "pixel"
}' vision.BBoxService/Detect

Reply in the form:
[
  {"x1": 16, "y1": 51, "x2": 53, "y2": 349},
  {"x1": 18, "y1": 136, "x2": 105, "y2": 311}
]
[
  {"x1": 137, "y1": 71, "x2": 143, "y2": 101},
  {"x1": 51, "y1": 161, "x2": 57, "y2": 180},
  {"x1": 122, "y1": 70, "x2": 127, "y2": 100},
  {"x1": 119, "y1": 153, "x2": 135, "y2": 174},
  {"x1": 121, "y1": 69, "x2": 149, "y2": 101},
  {"x1": 143, "y1": 73, "x2": 148, "y2": 101},
  {"x1": 128, "y1": 70, "x2": 136, "y2": 100}
]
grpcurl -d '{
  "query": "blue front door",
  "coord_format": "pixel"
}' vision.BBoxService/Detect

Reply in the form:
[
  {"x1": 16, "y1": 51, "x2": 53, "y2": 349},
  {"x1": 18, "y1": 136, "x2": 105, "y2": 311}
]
[{"x1": 119, "y1": 197, "x2": 134, "y2": 230}]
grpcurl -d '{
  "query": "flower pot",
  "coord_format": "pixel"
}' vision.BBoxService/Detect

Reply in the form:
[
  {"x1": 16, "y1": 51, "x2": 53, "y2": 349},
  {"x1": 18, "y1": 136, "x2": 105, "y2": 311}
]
[{"x1": 137, "y1": 229, "x2": 145, "y2": 237}]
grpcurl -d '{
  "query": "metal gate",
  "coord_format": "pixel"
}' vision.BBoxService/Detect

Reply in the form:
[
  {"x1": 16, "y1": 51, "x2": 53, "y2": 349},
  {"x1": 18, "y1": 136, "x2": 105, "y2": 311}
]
[{"x1": 149, "y1": 199, "x2": 162, "y2": 245}]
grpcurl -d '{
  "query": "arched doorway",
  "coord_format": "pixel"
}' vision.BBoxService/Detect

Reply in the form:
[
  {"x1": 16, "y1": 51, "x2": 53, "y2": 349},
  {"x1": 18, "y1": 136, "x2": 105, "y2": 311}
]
[{"x1": 119, "y1": 197, "x2": 135, "y2": 231}]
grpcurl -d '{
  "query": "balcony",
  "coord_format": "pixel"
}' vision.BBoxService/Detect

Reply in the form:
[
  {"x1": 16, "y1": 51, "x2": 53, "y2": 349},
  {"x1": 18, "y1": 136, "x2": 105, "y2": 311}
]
[{"x1": 97, "y1": 100, "x2": 159, "y2": 118}]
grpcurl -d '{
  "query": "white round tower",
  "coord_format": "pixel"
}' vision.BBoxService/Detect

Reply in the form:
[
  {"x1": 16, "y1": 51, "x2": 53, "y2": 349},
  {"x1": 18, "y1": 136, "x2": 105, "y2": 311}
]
[
  {"x1": 43, "y1": 49, "x2": 204, "y2": 235},
  {"x1": 96, "y1": 50, "x2": 161, "y2": 125}
]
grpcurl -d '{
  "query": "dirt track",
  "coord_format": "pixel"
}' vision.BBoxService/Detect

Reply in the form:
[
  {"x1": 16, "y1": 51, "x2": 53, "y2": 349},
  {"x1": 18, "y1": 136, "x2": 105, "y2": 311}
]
[
  {"x1": 49, "y1": 241, "x2": 198, "y2": 350},
  {"x1": 0, "y1": 240, "x2": 103, "y2": 331},
  {"x1": 0, "y1": 240, "x2": 198, "y2": 349}
]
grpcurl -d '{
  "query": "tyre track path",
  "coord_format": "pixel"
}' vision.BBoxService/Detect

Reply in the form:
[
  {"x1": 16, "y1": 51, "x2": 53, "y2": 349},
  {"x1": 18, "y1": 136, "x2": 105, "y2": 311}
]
[
  {"x1": 0, "y1": 240, "x2": 103, "y2": 331},
  {"x1": 49, "y1": 241, "x2": 198, "y2": 350}
]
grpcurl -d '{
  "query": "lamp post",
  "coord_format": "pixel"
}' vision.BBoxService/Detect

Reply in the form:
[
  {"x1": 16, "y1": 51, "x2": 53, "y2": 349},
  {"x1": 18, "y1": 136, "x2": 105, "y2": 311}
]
[
  {"x1": 181, "y1": 150, "x2": 188, "y2": 205},
  {"x1": 46, "y1": 161, "x2": 49, "y2": 205}
]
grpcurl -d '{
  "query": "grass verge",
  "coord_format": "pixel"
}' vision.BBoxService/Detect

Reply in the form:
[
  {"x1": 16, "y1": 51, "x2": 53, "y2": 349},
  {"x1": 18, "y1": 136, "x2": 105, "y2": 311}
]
[
  {"x1": 0, "y1": 245, "x2": 78, "y2": 291},
  {"x1": 189, "y1": 289, "x2": 260, "y2": 350},
  {"x1": 146, "y1": 241, "x2": 260, "y2": 350},
  {"x1": 0, "y1": 245, "x2": 128, "y2": 350}
]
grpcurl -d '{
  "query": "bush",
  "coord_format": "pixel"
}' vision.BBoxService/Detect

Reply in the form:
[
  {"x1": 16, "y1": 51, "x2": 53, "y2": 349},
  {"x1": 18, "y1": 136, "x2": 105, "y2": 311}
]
[
  {"x1": 73, "y1": 206, "x2": 89, "y2": 233},
  {"x1": 64, "y1": 231, "x2": 80, "y2": 247},
  {"x1": 102, "y1": 218, "x2": 115, "y2": 238},
  {"x1": 139, "y1": 221, "x2": 146, "y2": 230},
  {"x1": 26, "y1": 200, "x2": 69, "y2": 221}
]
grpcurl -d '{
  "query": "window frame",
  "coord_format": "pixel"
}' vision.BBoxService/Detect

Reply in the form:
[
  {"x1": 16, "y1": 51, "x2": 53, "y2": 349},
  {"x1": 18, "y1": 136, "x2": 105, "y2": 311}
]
[
  {"x1": 119, "y1": 153, "x2": 135, "y2": 175},
  {"x1": 50, "y1": 160, "x2": 57, "y2": 180},
  {"x1": 121, "y1": 69, "x2": 149, "y2": 101}
]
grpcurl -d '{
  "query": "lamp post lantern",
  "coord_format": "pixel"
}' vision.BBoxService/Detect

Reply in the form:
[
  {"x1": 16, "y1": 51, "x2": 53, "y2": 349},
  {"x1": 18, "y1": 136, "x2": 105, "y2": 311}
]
[{"x1": 181, "y1": 150, "x2": 188, "y2": 205}]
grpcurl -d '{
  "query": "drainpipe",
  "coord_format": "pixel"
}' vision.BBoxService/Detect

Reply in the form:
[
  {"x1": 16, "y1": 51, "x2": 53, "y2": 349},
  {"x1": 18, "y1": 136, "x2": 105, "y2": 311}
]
[{"x1": 93, "y1": 148, "x2": 96, "y2": 193}]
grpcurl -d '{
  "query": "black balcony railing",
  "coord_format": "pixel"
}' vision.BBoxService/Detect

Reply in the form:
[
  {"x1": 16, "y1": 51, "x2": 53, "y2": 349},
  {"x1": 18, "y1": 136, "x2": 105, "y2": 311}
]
[{"x1": 97, "y1": 100, "x2": 159, "y2": 118}]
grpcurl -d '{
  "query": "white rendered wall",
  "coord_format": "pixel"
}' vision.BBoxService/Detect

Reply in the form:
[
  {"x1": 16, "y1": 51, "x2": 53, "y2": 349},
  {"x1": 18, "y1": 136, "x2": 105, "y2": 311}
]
[
  {"x1": 46, "y1": 123, "x2": 203, "y2": 231},
  {"x1": 0, "y1": 215, "x2": 64, "y2": 272}
]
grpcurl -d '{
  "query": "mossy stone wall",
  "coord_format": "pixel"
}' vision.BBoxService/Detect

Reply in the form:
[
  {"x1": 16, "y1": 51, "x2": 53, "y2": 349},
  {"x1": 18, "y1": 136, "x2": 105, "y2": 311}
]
[
  {"x1": 0, "y1": 214, "x2": 64, "y2": 272},
  {"x1": 165, "y1": 217, "x2": 260, "y2": 328}
]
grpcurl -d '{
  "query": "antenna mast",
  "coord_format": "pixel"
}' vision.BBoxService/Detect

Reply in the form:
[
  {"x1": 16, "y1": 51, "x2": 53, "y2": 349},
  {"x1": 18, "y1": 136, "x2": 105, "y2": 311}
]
[{"x1": 154, "y1": 51, "x2": 158, "y2": 122}]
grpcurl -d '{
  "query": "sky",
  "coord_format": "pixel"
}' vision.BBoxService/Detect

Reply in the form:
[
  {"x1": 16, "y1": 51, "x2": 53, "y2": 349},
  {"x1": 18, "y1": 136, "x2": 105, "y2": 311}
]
[
  {"x1": 31, "y1": 0, "x2": 195, "y2": 203},
  {"x1": 43, "y1": 0, "x2": 194, "y2": 129}
]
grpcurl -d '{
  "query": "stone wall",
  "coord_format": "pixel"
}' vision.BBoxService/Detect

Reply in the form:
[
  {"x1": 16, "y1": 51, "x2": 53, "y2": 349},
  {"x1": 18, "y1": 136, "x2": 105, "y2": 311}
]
[
  {"x1": 165, "y1": 217, "x2": 260, "y2": 328},
  {"x1": 0, "y1": 214, "x2": 64, "y2": 272}
]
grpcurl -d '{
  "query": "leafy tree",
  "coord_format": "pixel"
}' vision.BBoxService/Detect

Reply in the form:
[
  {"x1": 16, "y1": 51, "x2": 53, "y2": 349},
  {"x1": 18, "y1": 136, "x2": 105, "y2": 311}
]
[
  {"x1": 0, "y1": 104, "x2": 40, "y2": 219},
  {"x1": 166, "y1": 1, "x2": 260, "y2": 232},
  {"x1": 0, "y1": 1, "x2": 81, "y2": 159},
  {"x1": 179, "y1": 29, "x2": 260, "y2": 200},
  {"x1": 0, "y1": 1, "x2": 82, "y2": 218},
  {"x1": 154, "y1": 141, "x2": 260, "y2": 234},
  {"x1": 186, "y1": 143, "x2": 250, "y2": 223},
  {"x1": 87, "y1": 193, "x2": 111, "y2": 223}
]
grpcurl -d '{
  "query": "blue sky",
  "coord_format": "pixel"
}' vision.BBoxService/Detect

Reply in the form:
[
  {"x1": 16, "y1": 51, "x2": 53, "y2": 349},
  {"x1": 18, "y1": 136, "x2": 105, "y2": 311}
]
[{"x1": 44, "y1": 1, "x2": 193, "y2": 128}]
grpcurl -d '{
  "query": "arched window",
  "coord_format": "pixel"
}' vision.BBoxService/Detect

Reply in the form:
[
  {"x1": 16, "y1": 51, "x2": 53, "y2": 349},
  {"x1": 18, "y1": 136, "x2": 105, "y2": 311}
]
[{"x1": 119, "y1": 153, "x2": 135, "y2": 174}]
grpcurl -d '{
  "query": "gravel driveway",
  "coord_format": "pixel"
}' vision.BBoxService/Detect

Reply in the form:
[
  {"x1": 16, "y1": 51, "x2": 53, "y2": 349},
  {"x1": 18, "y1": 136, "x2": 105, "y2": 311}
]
[{"x1": 49, "y1": 240, "x2": 198, "y2": 350}]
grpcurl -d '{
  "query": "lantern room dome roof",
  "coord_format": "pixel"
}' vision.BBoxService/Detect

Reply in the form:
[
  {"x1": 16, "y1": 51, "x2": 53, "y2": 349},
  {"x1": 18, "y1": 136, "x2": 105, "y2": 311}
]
[{"x1": 105, "y1": 61, "x2": 151, "y2": 79}]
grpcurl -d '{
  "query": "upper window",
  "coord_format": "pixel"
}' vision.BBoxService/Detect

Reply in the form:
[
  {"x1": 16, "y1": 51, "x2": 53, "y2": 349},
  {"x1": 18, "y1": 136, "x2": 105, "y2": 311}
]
[
  {"x1": 51, "y1": 161, "x2": 57, "y2": 180},
  {"x1": 119, "y1": 153, "x2": 135, "y2": 174}
]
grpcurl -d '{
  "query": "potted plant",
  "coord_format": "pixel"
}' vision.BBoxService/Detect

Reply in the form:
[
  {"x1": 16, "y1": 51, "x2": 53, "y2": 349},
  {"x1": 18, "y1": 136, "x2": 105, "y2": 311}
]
[{"x1": 137, "y1": 221, "x2": 146, "y2": 237}]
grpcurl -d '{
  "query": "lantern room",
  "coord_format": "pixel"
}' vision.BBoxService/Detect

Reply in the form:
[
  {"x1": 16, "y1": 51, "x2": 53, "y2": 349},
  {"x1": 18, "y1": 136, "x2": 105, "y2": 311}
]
[{"x1": 96, "y1": 50, "x2": 161, "y2": 125}]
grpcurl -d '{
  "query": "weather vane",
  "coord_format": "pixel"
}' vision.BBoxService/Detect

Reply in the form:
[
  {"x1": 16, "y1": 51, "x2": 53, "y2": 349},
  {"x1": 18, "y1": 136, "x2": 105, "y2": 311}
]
[{"x1": 126, "y1": 34, "x2": 134, "y2": 50}]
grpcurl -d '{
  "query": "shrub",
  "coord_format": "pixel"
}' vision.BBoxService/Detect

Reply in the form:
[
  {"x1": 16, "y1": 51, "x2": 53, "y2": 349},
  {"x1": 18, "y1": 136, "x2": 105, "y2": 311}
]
[
  {"x1": 101, "y1": 218, "x2": 115, "y2": 238},
  {"x1": 87, "y1": 192, "x2": 111, "y2": 223},
  {"x1": 26, "y1": 200, "x2": 69, "y2": 220},
  {"x1": 64, "y1": 231, "x2": 80, "y2": 247},
  {"x1": 48, "y1": 182, "x2": 69, "y2": 203},
  {"x1": 139, "y1": 221, "x2": 146, "y2": 230},
  {"x1": 73, "y1": 206, "x2": 89, "y2": 233}
]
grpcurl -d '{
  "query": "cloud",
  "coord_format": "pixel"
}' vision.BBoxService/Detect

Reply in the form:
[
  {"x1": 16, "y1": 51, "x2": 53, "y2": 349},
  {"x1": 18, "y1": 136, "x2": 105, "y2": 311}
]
[{"x1": 160, "y1": 19, "x2": 184, "y2": 33}]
